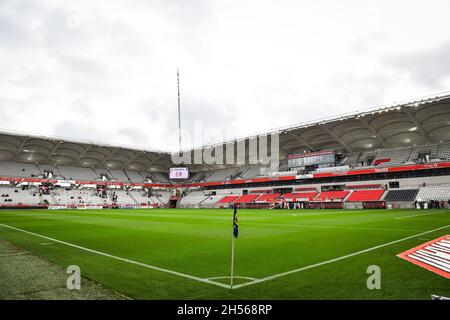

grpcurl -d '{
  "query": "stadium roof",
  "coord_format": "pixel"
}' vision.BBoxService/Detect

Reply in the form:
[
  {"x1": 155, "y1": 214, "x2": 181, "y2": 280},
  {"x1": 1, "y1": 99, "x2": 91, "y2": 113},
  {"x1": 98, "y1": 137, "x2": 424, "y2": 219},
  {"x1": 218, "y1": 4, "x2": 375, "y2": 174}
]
[{"x1": 1, "y1": 92, "x2": 450, "y2": 172}]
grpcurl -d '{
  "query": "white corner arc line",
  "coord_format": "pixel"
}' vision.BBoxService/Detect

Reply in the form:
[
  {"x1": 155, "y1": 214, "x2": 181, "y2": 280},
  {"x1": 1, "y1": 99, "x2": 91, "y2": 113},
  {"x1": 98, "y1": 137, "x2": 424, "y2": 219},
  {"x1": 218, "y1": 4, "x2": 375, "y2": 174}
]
[
  {"x1": 0, "y1": 223, "x2": 231, "y2": 290},
  {"x1": 232, "y1": 224, "x2": 450, "y2": 290}
]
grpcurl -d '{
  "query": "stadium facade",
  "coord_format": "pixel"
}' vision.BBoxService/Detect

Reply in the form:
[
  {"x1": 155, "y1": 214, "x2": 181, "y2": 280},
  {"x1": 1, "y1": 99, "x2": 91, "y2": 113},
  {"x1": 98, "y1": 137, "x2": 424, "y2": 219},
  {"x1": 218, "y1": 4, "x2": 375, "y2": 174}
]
[{"x1": 1, "y1": 93, "x2": 450, "y2": 210}]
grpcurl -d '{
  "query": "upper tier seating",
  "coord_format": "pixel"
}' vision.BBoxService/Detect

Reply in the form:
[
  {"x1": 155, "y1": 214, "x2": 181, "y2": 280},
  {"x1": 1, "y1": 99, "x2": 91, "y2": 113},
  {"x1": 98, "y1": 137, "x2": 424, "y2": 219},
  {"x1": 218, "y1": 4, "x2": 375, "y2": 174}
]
[
  {"x1": 373, "y1": 147, "x2": 412, "y2": 166},
  {"x1": 233, "y1": 194, "x2": 260, "y2": 204},
  {"x1": 126, "y1": 170, "x2": 145, "y2": 183},
  {"x1": 315, "y1": 191, "x2": 349, "y2": 202},
  {"x1": 151, "y1": 172, "x2": 169, "y2": 183},
  {"x1": 416, "y1": 187, "x2": 450, "y2": 201},
  {"x1": 346, "y1": 189, "x2": 385, "y2": 202},
  {"x1": 437, "y1": 142, "x2": 450, "y2": 160},
  {"x1": 217, "y1": 195, "x2": 239, "y2": 204},
  {"x1": 109, "y1": 170, "x2": 130, "y2": 182},
  {"x1": 58, "y1": 166, "x2": 98, "y2": 181},
  {"x1": 384, "y1": 189, "x2": 419, "y2": 202},
  {"x1": 204, "y1": 168, "x2": 240, "y2": 182},
  {"x1": 240, "y1": 166, "x2": 263, "y2": 179},
  {"x1": 409, "y1": 144, "x2": 439, "y2": 161},
  {"x1": 0, "y1": 162, "x2": 40, "y2": 178},
  {"x1": 39, "y1": 165, "x2": 60, "y2": 178}
]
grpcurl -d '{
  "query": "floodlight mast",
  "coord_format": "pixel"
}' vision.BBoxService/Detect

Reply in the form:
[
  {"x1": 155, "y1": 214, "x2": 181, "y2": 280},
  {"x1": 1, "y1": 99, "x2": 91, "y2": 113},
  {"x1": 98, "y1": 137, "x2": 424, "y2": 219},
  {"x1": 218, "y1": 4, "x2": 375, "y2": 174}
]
[{"x1": 177, "y1": 68, "x2": 182, "y2": 155}]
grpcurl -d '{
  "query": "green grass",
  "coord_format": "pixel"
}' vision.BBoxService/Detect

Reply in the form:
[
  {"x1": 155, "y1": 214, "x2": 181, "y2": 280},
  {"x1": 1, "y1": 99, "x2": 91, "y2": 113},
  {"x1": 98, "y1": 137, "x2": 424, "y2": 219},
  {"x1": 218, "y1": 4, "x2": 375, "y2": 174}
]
[{"x1": 0, "y1": 208, "x2": 448, "y2": 299}]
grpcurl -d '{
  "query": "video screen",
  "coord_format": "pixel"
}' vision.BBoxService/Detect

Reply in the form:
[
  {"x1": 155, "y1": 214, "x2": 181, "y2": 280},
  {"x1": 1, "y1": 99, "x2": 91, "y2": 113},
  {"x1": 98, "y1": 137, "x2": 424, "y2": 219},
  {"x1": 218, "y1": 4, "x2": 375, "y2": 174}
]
[{"x1": 169, "y1": 167, "x2": 189, "y2": 179}]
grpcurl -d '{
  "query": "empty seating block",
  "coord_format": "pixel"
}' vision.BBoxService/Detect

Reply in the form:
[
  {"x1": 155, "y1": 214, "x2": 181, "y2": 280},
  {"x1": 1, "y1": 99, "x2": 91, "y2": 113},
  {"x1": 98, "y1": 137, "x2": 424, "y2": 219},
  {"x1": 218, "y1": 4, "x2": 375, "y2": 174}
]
[
  {"x1": 384, "y1": 189, "x2": 419, "y2": 202},
  {"x1": 178, "y1": 191, "x2": 209, "y2": 206},
  {"x1": 346, "y1": 190, "x2": 385, "y2": 202},
  {"x1": 374, "y1": 147, "x2": 412, "y2": 165},
  {"x1": 416, "y1": 187, "x2": 450, "y2": 201},
  {"x1": 410, "y1": 144, "x2": 439, "y2": 160},
  {"x1": 0, "y1": 162, "x2": 40, "y2": 178},
  {"x1": 233, "y1": 194, "x2": 260, "y2": 204},
  {"x1": 315, "y1": 191, "x2": 349, "y2": 202},
  {"x1": 204, "y1": 168, "x2": 240, "y2": 182},
  {"x1": 217, "y1": 195, "x2": 239, "y2": 204},
  {"x1": 283, "y1": 192, "x2": 317, "y2": 201},
  {"x1": 58, "y1": 166, "x2": 98, "y2": 180},
  {"x1": 437, "y1": 142, "x2": 450, "y2": 160},
  {"x1": 255, "y1": 194, "x2": 281, "y2": 203}
]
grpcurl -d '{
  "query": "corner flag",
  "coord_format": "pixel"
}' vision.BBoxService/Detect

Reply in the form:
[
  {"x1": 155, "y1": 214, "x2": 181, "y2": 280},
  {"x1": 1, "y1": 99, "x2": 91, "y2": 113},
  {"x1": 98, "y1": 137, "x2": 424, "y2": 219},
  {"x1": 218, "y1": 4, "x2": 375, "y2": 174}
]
[
  {"x1": 233, "y1": 205, "x2": 238, "y2": 238},
  {"x1": 230, "y1": 204, "x2": 238, "y2": 288}
]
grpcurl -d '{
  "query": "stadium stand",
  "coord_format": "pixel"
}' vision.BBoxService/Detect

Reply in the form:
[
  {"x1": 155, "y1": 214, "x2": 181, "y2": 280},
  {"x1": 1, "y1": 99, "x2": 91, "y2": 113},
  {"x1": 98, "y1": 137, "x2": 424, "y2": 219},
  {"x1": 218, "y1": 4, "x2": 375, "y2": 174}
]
[
  {"x1": 204, "y1": 168, "x2": 239, "y2": 182},
  {"x1": 126, "y1": 170, "x2": 145, "y2": 183},
  {"x1": 437, "y1": 142, "x2": 450, "y2": 160},
  {"x1": 373, "y1": 147, "x2": 412, "y2": 166},
  {"x1": 52, "y1": 188, "x2": 105, "y2": 206},
  {"x1": 0, "y1": 186, "x2": 41, "y2": 205},
  {"x1": 415, "y1": 187, "x2": 450, "y2": 201},
  {"x1": 151, "y1": 172, "x2": 169, "y2": 183},
  {"x1": 58, "y1": 166, "x2": 98, "y2": 181},
  {"x1": 283, "y1": 192, "x2": 317, "y2": 201},
  {"x1": 315, "y1": 191, "x2": 349, "y2": 202},
  {"x1": 255, "y1": 193, "x2": 281, "y2": 203},
  {"x1": 233, "y1": 194, "x2": 260, "y2": 204},
  {"x1": 109, "y1": 170, "x2": 130, "y2": 182},
  {"x1": 346, "y1": 189, "x2": 385, "y2": 202},
  {"x1": 240, "y1": 166, "x2": 263, "y2": 179},
  {"x1": 108, "y1": 189, "x2": 136, "y2": 205},
  {"x1": 0, "y1": 162, "x2": 40, "y2": 178},
  {"x1": 128, "y1": 189, "x2": 152, "y2": 205},
  {"x1": 217, "y1": 195, "x2": 239, "y2": 204},
  {"x1": 178, "y1": 191, "x2": 209, "y2": 207},
  {"x1": 384, "y1": 189, "x2": 419, "y2": 202}
]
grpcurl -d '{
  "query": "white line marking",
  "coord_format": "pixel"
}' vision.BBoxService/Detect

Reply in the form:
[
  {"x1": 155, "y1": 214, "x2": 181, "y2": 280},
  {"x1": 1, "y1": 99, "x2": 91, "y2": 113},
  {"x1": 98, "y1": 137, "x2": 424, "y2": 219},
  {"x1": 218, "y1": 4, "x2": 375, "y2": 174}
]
[
  {"x1": 232, "y1": 224, "x2": 450, "y2": 289},
  {"x1": 394, "y1": 211, "x2": 447, "y2": 220},
  {"x1": 206, "y1": 276, "x2": 257, "y2": 281},
  {"x1": 0, "y1": 223, "x2": 231, "y2": 289}
]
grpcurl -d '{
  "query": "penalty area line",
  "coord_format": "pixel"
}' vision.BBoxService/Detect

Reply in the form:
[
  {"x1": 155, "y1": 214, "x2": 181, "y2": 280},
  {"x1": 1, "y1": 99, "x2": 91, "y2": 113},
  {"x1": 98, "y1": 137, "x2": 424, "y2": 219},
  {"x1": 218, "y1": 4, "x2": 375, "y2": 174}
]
[
  {"x1": 0, "y1": 223, "x2": 231, "y2": 290},
  {"x1": 232, "y1": 224, "x2": 450, "y2": 290}
]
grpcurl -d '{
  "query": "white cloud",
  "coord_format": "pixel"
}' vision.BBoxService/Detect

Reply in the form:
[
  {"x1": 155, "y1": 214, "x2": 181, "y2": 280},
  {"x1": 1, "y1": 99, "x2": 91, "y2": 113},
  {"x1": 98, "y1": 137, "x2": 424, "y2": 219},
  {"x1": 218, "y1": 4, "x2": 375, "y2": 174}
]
[{"x1": 1, "y1": 0, "x2": 450, "y2": 151}]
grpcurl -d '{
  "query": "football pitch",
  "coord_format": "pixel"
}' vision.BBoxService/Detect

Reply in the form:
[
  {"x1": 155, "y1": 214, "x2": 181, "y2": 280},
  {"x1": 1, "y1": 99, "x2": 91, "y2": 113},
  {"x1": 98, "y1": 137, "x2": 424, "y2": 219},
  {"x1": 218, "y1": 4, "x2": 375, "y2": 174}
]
[{"x1": 0, "y1": 208, "x2": 448, "y2": 300}]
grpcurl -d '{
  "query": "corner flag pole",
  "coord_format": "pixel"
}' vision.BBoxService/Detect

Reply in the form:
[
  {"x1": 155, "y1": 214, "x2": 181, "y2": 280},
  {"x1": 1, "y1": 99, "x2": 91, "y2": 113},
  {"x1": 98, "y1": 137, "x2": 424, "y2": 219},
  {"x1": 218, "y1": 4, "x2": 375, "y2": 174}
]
[
  {"x1": 230, "y1": 205, "x2": 238, "y2": 288},
  {"x1": 230, "y1": 229, "x2": 235, "y2": 288}
]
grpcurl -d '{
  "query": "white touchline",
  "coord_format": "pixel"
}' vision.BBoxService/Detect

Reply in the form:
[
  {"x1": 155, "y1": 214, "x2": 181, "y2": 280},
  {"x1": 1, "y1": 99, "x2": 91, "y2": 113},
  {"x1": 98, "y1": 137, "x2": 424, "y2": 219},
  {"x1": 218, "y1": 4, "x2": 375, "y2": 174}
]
[
  {"x1": 231, "y1": 224, "x2": 450, "y2": 290},
  {"x1": 0, "y1": 223, "x2": 230, "y2": 290},
  {"x1": 394, "y1": 211, "x2": 447, "y2": 220}
]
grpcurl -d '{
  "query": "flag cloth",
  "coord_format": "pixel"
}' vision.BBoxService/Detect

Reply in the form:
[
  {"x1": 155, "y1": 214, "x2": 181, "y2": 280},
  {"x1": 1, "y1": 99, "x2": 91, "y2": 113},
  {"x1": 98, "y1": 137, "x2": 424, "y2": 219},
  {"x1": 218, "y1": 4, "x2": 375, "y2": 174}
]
[{"x1": 233, "y1": 205, "x2": 238, "y2": 238}]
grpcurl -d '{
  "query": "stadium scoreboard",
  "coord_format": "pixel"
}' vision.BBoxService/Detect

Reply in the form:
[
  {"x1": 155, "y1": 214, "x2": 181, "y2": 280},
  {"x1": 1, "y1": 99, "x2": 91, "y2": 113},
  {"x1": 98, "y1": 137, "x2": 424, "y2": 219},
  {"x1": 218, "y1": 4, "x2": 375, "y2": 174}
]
[{"x1": 170, "y1": 167, "x2": 189, "y2": 179}]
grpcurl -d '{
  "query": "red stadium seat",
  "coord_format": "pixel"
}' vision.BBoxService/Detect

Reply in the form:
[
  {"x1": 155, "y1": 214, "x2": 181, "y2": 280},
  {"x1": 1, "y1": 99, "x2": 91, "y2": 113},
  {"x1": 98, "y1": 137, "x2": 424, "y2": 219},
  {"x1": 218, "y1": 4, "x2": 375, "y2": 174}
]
[
  {"x1": 233, "y1": 194, "x2": 260, "y2": 204},
  {"x1": 315, "y1": 191, "x2": 349, "y2": 202},
  {"x1": 217, "y1": 195, "x2": 239, "y2": 204},
  {"x1": 346, "y1": 189, "x2": 385, "y2": 202}
]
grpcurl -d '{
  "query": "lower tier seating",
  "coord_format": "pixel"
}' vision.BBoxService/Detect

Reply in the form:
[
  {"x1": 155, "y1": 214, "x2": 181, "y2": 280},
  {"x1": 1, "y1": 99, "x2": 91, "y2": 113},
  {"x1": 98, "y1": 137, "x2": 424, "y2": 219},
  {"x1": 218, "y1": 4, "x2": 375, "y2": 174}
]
[
  {"x1": 384, "y1": 189, "x2": 419, "y2": 202},
  {"x1": 346, "y1": 189, "x2": 385, "y2": 202},
  {"x1": 315, "y1": 191, "x2": 349, "y2": 202},
  {"x1": 233, "y1": 194, "x2": 260, "y2": 204}
]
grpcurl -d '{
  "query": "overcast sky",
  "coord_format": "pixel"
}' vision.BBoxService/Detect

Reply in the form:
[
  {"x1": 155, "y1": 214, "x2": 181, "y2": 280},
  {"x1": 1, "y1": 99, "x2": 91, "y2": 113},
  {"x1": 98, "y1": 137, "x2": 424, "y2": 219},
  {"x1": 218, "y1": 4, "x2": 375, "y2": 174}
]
[{"x1": 1, "y1": 0, "x2": 450, "y2": 152}]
